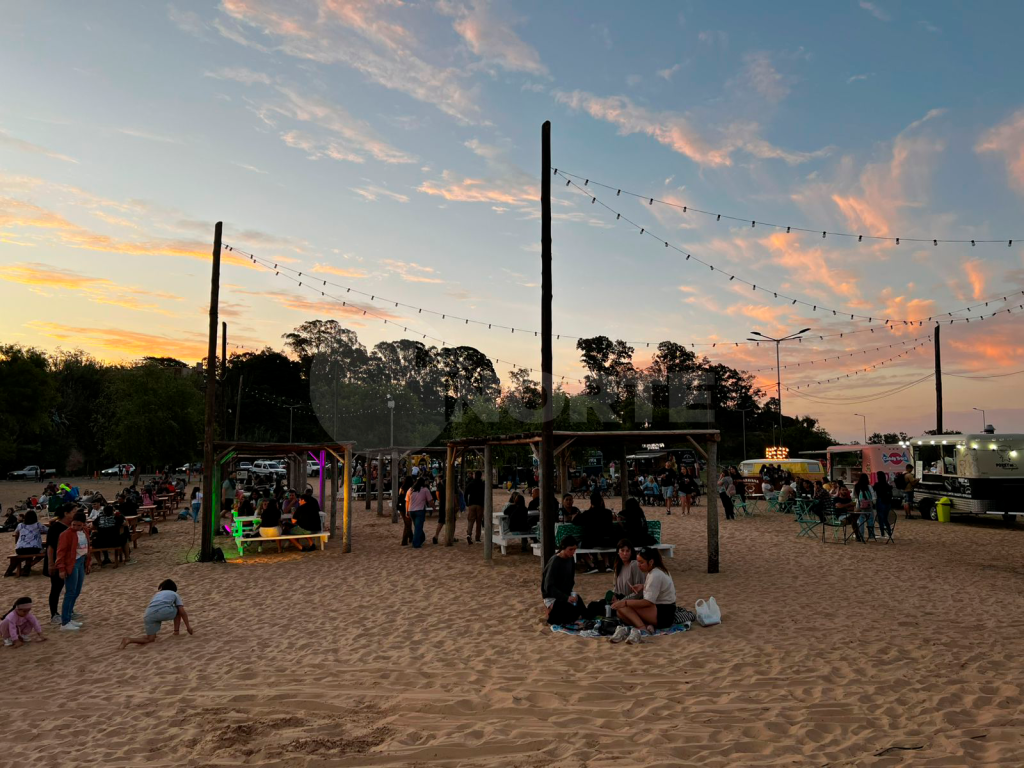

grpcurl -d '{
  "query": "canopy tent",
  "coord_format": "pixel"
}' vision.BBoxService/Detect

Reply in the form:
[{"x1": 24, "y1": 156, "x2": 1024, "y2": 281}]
[
  {"x1": 210, "y1": 440, "x2": 356, "y2": 553},
  {"x1": 444, "y1": 429, "x2": 723, "y2": 573}
]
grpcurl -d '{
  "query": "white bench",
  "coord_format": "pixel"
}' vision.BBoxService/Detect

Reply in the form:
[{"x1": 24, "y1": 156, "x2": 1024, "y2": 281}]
[
  {"x1": 234, "y1": 532, "x2": 329, "y2": 557},
  {"x1": 493, "y1": 514, "x2": 539, "y2": 555},
  {"x1": 530, "y1": 522, "x2": 675, "y2": 559}
]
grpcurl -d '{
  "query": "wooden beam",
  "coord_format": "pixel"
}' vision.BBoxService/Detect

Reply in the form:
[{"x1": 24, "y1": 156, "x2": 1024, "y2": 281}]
[
  {"x1": 342, "y1": 445, "x2": 351, "y2": 553},
  {"x1": 444, "y1": 445, "x2": 456, "y2": 545},
  {"x1": 553, "y1": 438, "x2": 576, "y2": 456},
  {"x1": 483, "y1": 444, "x2": 493, "y2": 562},
  {"x1": 687, "y1": 435, "x2": 709, "y2": 461},
  {"x1": 706, "y1": 439, "x2": 719, "y2": 574},
  {"x1": 329, "y1": 453, "x2": 338, "y2": 537},
  {"x1": 200, "y1": 221, "x2": 222, "y2": 562},
  {"x1": 391, "y1": 449, "x2": 400, "y2": 524}
]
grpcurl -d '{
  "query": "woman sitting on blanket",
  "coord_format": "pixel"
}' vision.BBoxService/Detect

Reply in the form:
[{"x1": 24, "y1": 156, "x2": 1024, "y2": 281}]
[
  {"x1": 612, "y1": 539, "x2": 644, "y2": 600},
  {"x1": 609, "y1": 547, "x2": 677, "y2": 644},
  {"x1": 541, "y1": 535, "x2": 584, "y2": 625}
]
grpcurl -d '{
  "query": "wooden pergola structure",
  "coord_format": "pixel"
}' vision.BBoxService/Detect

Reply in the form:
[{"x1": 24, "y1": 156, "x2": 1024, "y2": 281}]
[
  {"x1": 355, "y1": 446, "x2": 450, "y2": 522},
  {"x1": 444, "y1": 429, "x2": 723, "y2": 573},
  {"x1": 209, "y1": 440, "x2": 356, "y2": 553}
]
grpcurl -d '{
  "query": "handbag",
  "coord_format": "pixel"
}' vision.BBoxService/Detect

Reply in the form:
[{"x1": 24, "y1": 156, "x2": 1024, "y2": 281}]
[
  {"x1": 695, "y1": 597, "x2": 721, "y2": 626},
  {"x1": 858, "y1": 492, "x2": 872, "y2": 510}
]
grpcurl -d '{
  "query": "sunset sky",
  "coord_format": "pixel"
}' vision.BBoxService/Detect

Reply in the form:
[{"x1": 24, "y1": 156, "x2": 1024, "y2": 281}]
[{"x1": 3, "y1": 1, "x2": 1024, "y2": 443}]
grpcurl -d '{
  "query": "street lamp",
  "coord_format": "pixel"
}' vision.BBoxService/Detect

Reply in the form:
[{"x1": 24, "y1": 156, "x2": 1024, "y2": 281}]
[
  {"x1": 738, "y1": 408, "x2": 750, "y2": 458},
  {"x1": 853, "y1": 413, "x2": 867, "y2": 444},
  {"x1": 387, "y1": 394, "x2": 396, "y2": 447},
  {"x1": 748, "y1": 328, "x2": 812, "y2": 447},
  {"x1": 973, "y1": 407, "x2": 985, "y2": 431},
  {"x1": 284, "y1": 404, "x2": 301, "y2": 443}
]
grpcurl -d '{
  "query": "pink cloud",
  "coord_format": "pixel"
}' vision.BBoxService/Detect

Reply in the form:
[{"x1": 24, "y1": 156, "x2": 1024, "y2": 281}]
[{"x1": 976, "y1": 109, "x2": 1024, "y2": 194}]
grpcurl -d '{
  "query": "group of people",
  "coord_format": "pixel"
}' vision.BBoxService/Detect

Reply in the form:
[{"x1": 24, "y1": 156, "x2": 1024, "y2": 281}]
[
  {"x1": 541, "y1": 536, "x2": 677, "y2": 644},
  {"x1": 215, "y1": 472, "x2": 324, "y2": 551},
  {"x1": 393, "y1": 470, "x2": 481, "y2": 548},
  {"x1": 635, "y1": 461, "x2": 701, "y2": 514}
]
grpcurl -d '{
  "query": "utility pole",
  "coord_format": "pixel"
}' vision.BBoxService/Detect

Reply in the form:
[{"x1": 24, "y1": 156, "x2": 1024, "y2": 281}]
[
  {"x1": 233, "y1": 375, "x2": 243, "y2": 440},
  {"x1": 934, "y1": 324, "x2": 943, "y2": 434},
  {"x1": 200, "y1": 222, "x2": 222, "y2": 562},
  {"x1": 738, "y1": 408, "x2": 749, "y2": 458},
  {"x1": 285, "y1": 404, "x2": 300, "y2": 443},
  {"x1": 221, "y1": 322, "x2": 228, "y2": 435},
  {"x1": 540, "y1": 120, "x2": 555, "y2": 564},
  {"x1": 749, "y1": 328, "x2": 811, "y2": 449}
]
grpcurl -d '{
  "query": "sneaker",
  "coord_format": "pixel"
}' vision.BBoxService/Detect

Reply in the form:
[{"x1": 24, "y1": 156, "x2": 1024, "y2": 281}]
[
  {"x1": 59, "y1": 623, "x2": 80, "y2": 632},
  {"x1": 609, "y1": 625, "x2": 630, "y2": 644},
  {"x1": 68, "y1": 620, "x2": 83, "y2": 628},
  {"x1": 626, "y1": 628, "x2": 644, "y2": 645},
  {"x1": 72, "y1": 612, "x2": 84, "y2": 620},
  {"x1": 50, "y1": 614, "x2": 61, "y2": 625},
  {"x1": 584, "y1": 567, "x2": 601, "y2": 575}
]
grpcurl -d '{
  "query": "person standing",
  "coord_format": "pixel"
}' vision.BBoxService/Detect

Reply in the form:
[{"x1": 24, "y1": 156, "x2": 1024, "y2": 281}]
[
  {"x1": 56, "y1": 511, "x2": 91, "y2": 631},
  {"x1": 406, "y1": 476, "x2": 434, "y2": 549},
  {"x1": 46, "y1": 504, "x2": 74, "y2": 624},
  {"x1": 717, "y1": 470, "x2": 736, "y2": 520},
  {"x1": 432, "y1": 476, "x2": 446, "y2": 545},
  {"x1": 853, "y1": 474, "x2": 877, "y2": 541},
  {"x1": 902, "y1": 466, "x2": 919, "y2": 519},
  {"x1": 398, "y1": 476, "x2": 414, "y2": 546},
  {"x1": 465, "y1": 470, "x2": 485, "y2": 544},
  {"x1": 221, "y1": 471, "x2": 236, "y2": 517},
  {"x1": 659, "y1": 460, "x2": 677, "y2": 515},
  {"x1": 873, "y1": 473, "x2": 894, "y2": 539}
]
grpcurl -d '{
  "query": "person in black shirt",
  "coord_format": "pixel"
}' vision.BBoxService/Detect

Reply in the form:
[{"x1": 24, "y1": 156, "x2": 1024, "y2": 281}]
[
  {"x1": 527, "y1": 487, "x2": 540, "y2": 511},
  {"x1": 289, "y1": 489, "x2": 322, "y2": 552},
  {"x1": 541, "y1": 535, "x2": 583, "y2": 625},
  {"x1": 464, "y1": 471, "x2": 486, "y2": 544},
  {"x1": 873, "y1": 473, "x2": 894, "y2": 539},
  {"x1": 432, "y1": 477, "x2": 447, "y2": 546},
  {"x1": 576, "y1": 493, "x2": 615, "y2": 574},
  {"x1": 560, "y1": 493, "x2": 580, "y2": 523},
  {"x1": 46, "y1": 504, "x2": 75, "y2": 624},
  {"x1": 659, "y1": 461, "x2": 677, "y2": 514}
]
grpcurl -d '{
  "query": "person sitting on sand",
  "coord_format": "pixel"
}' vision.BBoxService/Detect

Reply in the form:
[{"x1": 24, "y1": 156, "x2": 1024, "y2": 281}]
[
  {"x1": 119, "y1": 579, "x2": 193, "y2": 649},
  {"x1": 541, "y1": 535, "x2": 584, "y2": 625},
  {"x1": 612, "y1": 540, "x2": 644, "y2": 600},
  {"x1": 1, "y1": 597, "x2": 47, "y2": 647},
  {"x1": 609, "y1": 547, "x2": 677, "y2": 645}
]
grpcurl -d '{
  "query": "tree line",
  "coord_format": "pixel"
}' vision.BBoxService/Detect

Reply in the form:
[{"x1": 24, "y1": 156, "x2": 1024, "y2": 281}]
[{"x1": 0, "y1": 320, "x2": 835, "y2": 475}]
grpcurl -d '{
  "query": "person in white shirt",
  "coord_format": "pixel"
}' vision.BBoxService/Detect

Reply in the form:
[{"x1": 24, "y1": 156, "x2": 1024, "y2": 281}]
[
  {"x1": 608, "y1": 547, "x2": 677, "y2": 644},
  {"x1": 761, "y1": 479, "x2": 776, "y2": 499}
]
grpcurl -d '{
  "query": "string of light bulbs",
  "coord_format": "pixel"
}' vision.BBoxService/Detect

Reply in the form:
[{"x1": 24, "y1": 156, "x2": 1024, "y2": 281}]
[
  {"x1": 555, "y1": 171, "x2": 1024, "y2": 327},
  {"x1": 225, "y1": 243, "x2": 913, "y2": 348},
  {"x1": 553, "y1": 168, "x2": 1020, "y2": 247},
  {"x1": 749, "y1": 336, "x2": 931, "y2": 372},
  {"x1": 781, "y1": 338, "x2": 930, "y2": 390}
]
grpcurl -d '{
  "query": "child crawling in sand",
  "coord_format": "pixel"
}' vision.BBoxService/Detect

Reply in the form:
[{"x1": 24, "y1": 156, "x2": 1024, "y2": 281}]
[{"x1": 119, "y1": 579, "x2": 193, "y2": 649}]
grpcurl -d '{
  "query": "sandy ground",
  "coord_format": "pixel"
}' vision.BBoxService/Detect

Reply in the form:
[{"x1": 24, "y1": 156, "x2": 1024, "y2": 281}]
[{"x1": 3, "y1": 477, "x2": 1024, "y2": 766}]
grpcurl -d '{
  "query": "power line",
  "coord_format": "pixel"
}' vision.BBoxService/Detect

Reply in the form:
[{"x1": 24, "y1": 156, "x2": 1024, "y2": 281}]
[
  {"x1": 555, "y1": 171, "x2": 1024, "y2": 327},
  {"x1": 946, "y1": 369, "x2": 1024, "y2": 379},
  {"x1": 783, "y1": 340, "x2": 931, "y2": 390},
  {"x1": 785, "y1": 373, "x2": 935, "y2": 405},
  {"x1": 554, "y1": 168, "x2": 1020, "y2": 247},
  {"x1": 750, "y1": 336, "x2": 931, "y2": 372}
]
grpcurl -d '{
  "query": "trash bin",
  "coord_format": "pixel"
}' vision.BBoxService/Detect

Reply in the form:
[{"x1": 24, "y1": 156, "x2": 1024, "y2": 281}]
[{"x1": 936, "y1": 497, "x2": 952, "y2": 523}]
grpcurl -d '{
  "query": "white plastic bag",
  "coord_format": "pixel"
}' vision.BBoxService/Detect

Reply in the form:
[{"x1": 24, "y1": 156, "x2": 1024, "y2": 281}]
[{"x1": 695, "y1": 597, "x2": 721, "y2": 626}]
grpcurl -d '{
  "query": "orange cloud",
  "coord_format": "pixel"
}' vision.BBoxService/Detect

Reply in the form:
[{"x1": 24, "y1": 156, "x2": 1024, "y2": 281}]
[
  {"x1": 417, "y1": 171, "x2": 536, "y2": 206},
  {"x1": 2, "y1": 262, "x2": 183, "y2": 314},
  {"x1": 763, "y1": 233, "x2": 860, "y2": 299},
  {"x1": 948, "y1": 324, "x2": 1024, "y2": 370},
  {"x1": 963, "y1": 259, "x2": 987, "y2": 300},
  {"x1": 311, "y1": 263, "x2": 369, "y2": 279},
  {"x1": 0, "y1": 129, "x2": 77, "y2": 164},
  {"x1": 233, "y1": 287, "x2": 403, "y2": 322},
  {"x1": 381, "y1": 259, "x2": 443, "y2": 284},
  {"x1": 27, "y1": 322, "x2": 211, "y2": 362}
]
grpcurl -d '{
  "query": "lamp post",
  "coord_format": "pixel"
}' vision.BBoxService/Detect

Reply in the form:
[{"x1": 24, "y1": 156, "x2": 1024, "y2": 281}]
[
  {"x1": 853, "y1": 413, "x2": 867, "y2": 444},
  {"x1": 748, "y1": 328, "x2": 811, "y2": 447},
  {"x1": 738, "y1": 408, "x2": 750, "y2": 458},
  {"x1": 284, "y1": 404, "x2": 300, "y2": 443},
  {"x1": 387, "y1": 394, "x2": 396, "y2": 447},
  {"x1": 973, "y1": 407, "x2": 985, "y2": 431}
]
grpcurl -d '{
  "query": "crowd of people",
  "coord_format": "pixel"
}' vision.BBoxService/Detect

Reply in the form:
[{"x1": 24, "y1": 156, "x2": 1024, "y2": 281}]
[{"x1": 216, "y1": 471, "x2": 324, "y2": 551}]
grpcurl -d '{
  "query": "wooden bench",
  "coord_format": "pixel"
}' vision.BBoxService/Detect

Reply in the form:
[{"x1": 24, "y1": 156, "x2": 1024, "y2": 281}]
[
  {"x1": 532, "y1": 521, "x2": 675, "y2": 559},
  {"x1": 4, "y1": 553, "x2": 45, "y2": 577},
  {"x1": 91, "y1": 547, "x2": 126, "y2": 568},
  {"x1": 233, "y1": 532, "x2": 330, "y2": 557}
]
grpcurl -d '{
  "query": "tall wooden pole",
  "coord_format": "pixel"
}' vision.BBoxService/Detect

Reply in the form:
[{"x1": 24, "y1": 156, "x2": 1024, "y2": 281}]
[
  {"x1": 329, "y1": 453, "x2": 338, "y2": 536},
  {"x1": 934, "y1": 324, "x2": 943, "y2": 434},
  {"x1": 376, "y1": 451, "x2": 384, "y2": 517},
  {"x1": 342, "y1": 445, "x2": 352, "y2": 552},
  {"x1": 444, "y1": 445, "x2": 456, "y2": 545},
  {"x1": 620, "y1": 443, "x2": 629, "y2": 502},
  {"x1": 200, "y1": 222, "x2": 222, "y2": 562},
  {"x1": 391, "y1": 449, "x2": 400, "y2": 523},
  {"x1": 221, "y1": 321, "x2": 228, "y2": 434},
  {"x1": 483, "y1": 444, "x2": 493, "y2": 562},
  {"x1": 706, "y1": 438, "x2": 719, "y2": 574},
  {"x1": 233, "y1": 375, "x2": 243, "y2": 440},
  {"x1": 540, "y1": 120, "x2": 555, "y2": 564}
]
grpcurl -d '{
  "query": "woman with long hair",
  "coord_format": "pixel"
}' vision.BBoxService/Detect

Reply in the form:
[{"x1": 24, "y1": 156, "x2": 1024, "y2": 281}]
[
  {"x1": 853, "y1": 473, "x2": 876, "y2": 541},
  {"x1": 14, "y1": 509, "x2": 47, "y2": 576},
  {"x1": 873, "y1": 472, "x2": 894, "y2": 539},
  {"x1": 617, "y1": 497, "x2": 655, "y2": 545},
  {"x1": 406, "y1": 475, "x2": 434, "y2": 549},
  {"x1": 611, "y1": 539, "x2": 643, "y2": 599},
  {"x1": 609, "y1": 547, "x2": 676, "y2": 644},
  {"x1": 399, "y1": 476, "x2": 416, "y2": 546}
]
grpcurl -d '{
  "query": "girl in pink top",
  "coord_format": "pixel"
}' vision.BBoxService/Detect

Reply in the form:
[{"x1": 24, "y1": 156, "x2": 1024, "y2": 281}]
[{"x1": 1, "y1": 597, "x2": 47, "y2": 647}]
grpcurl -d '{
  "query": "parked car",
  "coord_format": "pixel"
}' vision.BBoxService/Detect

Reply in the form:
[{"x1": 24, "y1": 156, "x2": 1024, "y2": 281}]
[
  {"x1": 100, "y1": 463, "x2": 136, "y2": 477},
  {"x1": 307, "y1": 460, "x2": 320, "y2": 477},
  {"x1": 238, "y1": 462, "x2": 253, "y2": 472},
  {"x1": 251, "y1": 460, "x2": 287, "y2": 480},
  {"x1": 176, "y1": 462, "x2": 203, "y2": 472},
  {"x1": 7, "y1": 465, "x2": 57, "y2": 481}
]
